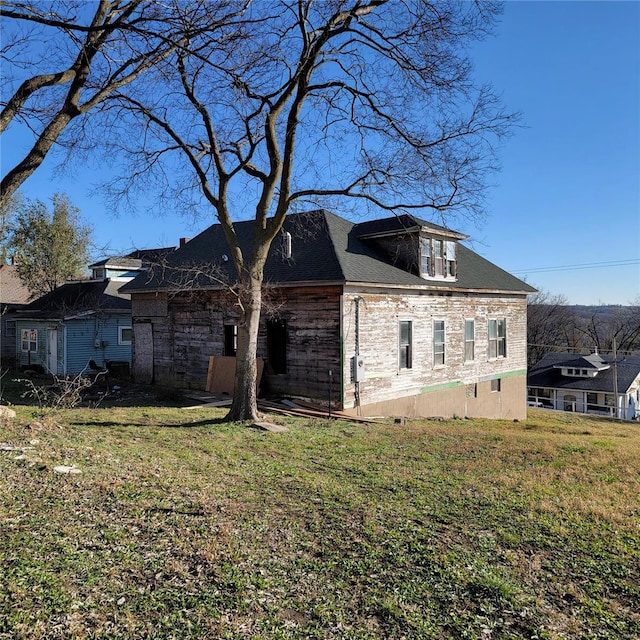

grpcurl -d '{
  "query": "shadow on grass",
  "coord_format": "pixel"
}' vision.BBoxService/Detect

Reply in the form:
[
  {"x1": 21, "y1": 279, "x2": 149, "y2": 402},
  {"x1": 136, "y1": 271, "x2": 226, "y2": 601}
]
[{"x1": 66, "y1": 417, "x2": 232, "y2": 429}]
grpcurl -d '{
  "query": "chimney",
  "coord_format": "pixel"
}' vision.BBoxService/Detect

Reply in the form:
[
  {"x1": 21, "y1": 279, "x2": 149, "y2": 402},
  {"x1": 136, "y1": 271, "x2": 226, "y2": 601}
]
[{"x1": 179, "y1": 237, "x2": 191, "y2": 247}]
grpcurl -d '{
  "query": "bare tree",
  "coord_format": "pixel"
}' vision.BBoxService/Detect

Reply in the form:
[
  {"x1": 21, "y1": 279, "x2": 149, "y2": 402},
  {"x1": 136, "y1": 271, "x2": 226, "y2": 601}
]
[
  {"x1": 95, "y1": 0, "x2": 517, "y2": 421},
  {"x1": 574, "y1": 304, "x2": 640, "y2": 355},
  {"x1": 0, "y1": 0, "x2": 245, "y2": 205},
  {"x1": 526, "y1": 290, "x2": 577, "y2": 366}
]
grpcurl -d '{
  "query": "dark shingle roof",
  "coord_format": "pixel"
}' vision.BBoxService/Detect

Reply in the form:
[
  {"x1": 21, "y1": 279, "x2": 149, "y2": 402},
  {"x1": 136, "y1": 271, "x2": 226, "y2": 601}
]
[
  {"x1": 553, "y1": 353, "x2": 610, "y2": 371},
  {"x1": 354, "y1": 213, "x2": 467, "y2": 240},
  {"x1": 19, "y1": 280, "x2": 131, "y2": 318},
  {"x1": 528, "y1": 352, "x2": 640, "y2": 394},
  {"x1": 89, "y1": 257, "x2": 142, "y2": 270},
  {"x1": 121, "y1": 210, "x2": 535, "y2": 295}
]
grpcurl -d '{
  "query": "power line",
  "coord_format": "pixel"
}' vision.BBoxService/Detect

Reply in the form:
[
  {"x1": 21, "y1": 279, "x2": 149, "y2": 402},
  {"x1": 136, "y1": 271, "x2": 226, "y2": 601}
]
[
  {"x1": 511, "y1": 258, "x2": 640, "y2": 275},
  {"x1": 528, "y1": 342, "x2": 639, "y2": 356}
]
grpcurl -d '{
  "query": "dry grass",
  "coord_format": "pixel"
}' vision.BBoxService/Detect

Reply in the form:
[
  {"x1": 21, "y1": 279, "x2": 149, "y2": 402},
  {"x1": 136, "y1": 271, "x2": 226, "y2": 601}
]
[{"x1": 1, "y1": 403, "x2": 639, "y2": 639}]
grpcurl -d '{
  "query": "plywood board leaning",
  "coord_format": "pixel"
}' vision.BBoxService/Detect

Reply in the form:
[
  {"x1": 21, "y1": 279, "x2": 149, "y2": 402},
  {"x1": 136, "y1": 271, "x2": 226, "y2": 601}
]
[{"x1": 206, "y1": 356, "x2": 264, "y2": 395}]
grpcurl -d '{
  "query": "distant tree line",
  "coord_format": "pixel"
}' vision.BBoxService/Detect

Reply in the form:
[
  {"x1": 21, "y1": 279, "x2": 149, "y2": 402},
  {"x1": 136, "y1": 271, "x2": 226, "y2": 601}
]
[{"x1": 527, "y1": 291, "x2": 640, "y2": 367}]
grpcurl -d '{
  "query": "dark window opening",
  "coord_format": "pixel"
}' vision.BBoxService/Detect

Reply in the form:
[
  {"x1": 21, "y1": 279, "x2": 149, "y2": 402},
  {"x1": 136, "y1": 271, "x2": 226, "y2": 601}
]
[
  {"x1": 267, "y1": 319, "x2": 287, "y2": 374},
  {"x1": 224, "y1": 324, "x2": 238, "y2": 356}
]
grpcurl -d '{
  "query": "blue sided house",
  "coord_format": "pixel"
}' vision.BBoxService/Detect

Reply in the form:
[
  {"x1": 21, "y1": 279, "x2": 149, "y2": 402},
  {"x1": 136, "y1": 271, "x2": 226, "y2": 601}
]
[{"x1": 14, "y1": 256, "x2": 150, "y2": 376}]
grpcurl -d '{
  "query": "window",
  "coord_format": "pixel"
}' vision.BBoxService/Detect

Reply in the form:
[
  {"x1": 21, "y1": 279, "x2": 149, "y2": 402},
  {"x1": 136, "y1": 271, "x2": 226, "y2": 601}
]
[
  {"x1": 586, "y1": 392, "x2": 601, "y2": 412},
  {"x1": 491, "y1": 378, "x2": 501, "y2": 392},
  {"x1": 267, "y1": 319, "x2": 287, "y2": 374},
  {"x1": 563, "y1": 394, "x2": 576, "y2": 412},
  {"x1": 433, "y1": 239, "x2": 444, "y2": 277},
  {"x1": 21, "y1": 328, "x2": 37, "y2": 352},
  {"x1": 433, "y1": 320, "x2": 445, "y2": 365},
  {"x1": 446, "y1": 241, "x2": 456, "y2": 277},
  {"x1": 488, "y1": 318, "x2": 506, "y2": 359},
  {"x1": 420, "y1": 239, "x2": 431, "y2": 275},
  {"x1": 399, "y1": 321, "x2": 412, "y2": 369},
  {"x1": 464, "y1": 319, "x2": 475, "y2": 362},
  {"x1": 224, "y1": 324, "x2": 238, "y2": 356},
  {"x1": 420, "y1": 237, "x2": 457, "y2": 279},
  {"x1": 118, "y1": 326, "x2": 132, "y2": 345},
  {"x1": 5, "y1": 319, "x2": 16, "y2": 337}
]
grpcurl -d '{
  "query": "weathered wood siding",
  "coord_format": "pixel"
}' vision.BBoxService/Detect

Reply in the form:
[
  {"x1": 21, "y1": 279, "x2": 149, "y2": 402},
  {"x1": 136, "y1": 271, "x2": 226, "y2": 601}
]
[
  {"x1": 258, "y1": 286, "x2": 342, "y2": 399},
  {"x1": 131, "y1": 285, "x2": 529, "y2": 418},
  {"x1": 341, "y1": 288, "x2": 529, "y2": 419},
  {"x1": 131, "y1": 287, "x2": 342, "y2": 395}
]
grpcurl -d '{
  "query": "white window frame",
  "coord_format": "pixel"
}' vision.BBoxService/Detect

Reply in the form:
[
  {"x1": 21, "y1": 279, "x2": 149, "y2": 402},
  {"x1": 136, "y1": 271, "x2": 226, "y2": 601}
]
[
  {"x1": 420, "y1": 237, "x2": 457, "y2": 280},
  {"x1": 399, "y1": 320, "x2": 412, "y2": 370},
  {"x1": 488, "y1": 318, "x2": 507, "y2": 359},
  {"x1": 21, "y1": 328, "x2": 38, "y2": 352},
  {"x1": 464, "y1": 319, "x2": 475, "y2": 362},
  {"x1": 420, "y1": 238, "x2": 431, "y2": 276},
  {"x1": 118, "y1": 326, "x2": 132, "y2": 346},
  {"x1": 491, "y1": 378, "x2": 501, "y2": 393},
  {"x1": 433, "y1": 320, "x2": 445, "y2": 366}
]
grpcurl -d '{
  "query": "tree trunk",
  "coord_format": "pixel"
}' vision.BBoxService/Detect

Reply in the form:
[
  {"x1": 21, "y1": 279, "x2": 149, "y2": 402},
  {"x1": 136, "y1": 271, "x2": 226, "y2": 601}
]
[{"x1": 226, "y1": 270, "x2": 263, "y2": 422}]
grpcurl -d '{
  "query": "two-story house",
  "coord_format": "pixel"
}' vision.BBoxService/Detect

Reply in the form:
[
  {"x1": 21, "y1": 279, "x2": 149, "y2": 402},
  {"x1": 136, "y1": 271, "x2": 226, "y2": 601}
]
[{"x1": 122, "y1": 210, "x2": 536, "y2": 419}]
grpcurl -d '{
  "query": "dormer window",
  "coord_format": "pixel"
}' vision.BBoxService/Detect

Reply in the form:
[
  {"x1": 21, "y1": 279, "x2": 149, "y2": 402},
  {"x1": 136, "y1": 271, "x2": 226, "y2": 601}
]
[
  {"x1": 563, "y1": 367, "x2": 593, "y2": 377},
  {"x1": 420, "y1": 236, "x2": 457, "y2": 280},
  {"x1": 355, "y1": 214, "x2": 466, "y2": 282}
]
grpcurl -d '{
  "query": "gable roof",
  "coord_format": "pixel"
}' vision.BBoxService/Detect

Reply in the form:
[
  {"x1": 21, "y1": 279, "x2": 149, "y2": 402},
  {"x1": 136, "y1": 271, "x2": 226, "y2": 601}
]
[
  {"x1": 121, "y1": 210, "x2": 535, "y2": 295},
  {"x1": 528, "y1": 352, "x2": 640, "y2": 394},
  {"x1": 0, "y1": 264, "x2": 33, "y2": 304},
  {"x1": 88, "y1": 257, "x2": 143, "y2": 270},
  {"x1": 18, "y1": 279, "x2": 131, "y2": 319},
  {"x1": 89, "y1": 246, "x2": 178, "y2": 271}
]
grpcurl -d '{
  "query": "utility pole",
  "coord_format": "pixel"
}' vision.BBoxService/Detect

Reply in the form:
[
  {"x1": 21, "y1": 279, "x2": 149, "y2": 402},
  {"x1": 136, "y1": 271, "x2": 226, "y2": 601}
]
[{"x1": 613, "y1": 338, "x2": 620, "y2": 419}]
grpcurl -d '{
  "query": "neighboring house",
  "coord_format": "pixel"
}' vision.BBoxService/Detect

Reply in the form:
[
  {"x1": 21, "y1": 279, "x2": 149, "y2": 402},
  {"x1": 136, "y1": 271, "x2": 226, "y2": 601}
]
[
  {"x1": 12, "y1": 247, "x2": 181, "y2": 375},
  {"x1": 123, "y1": 210, "x2": 536, "y2": 419},
  {"x1": 528, "y1": 351, "x2": 640, "y2": 420},
  {"x1": 0, "y1": 263, "x2": 33, "y2": 367},
  {"x1": 14, "y1": 257, "x2": 146, "y2": 375}
]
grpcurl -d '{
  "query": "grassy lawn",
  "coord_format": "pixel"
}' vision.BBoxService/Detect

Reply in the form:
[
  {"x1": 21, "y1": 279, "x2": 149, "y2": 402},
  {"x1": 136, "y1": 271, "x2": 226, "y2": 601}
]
[{"x1": 1, "y1": 394, "x2": 639, "y2": 639}]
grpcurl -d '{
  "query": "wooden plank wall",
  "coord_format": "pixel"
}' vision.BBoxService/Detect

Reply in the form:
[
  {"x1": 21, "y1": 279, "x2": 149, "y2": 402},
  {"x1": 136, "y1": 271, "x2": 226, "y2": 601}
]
[
  {"x1": 341, "y1": 288, "x2": 529, "y2": 418},
  {"x1": 131, "y1": 286, "x2": 342, "y2": 395}
]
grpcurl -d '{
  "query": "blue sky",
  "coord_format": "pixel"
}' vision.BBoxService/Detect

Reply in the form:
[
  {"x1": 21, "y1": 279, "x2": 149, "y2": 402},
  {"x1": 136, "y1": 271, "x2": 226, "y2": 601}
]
[{"x1": 3, "y1": 1, "x2": 639, "y2": 305}]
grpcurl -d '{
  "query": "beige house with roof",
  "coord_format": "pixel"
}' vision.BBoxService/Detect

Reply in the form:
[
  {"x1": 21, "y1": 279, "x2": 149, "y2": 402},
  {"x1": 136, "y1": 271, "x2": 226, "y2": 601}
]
[{"x1": 122, "y1": 210, "x2": 537, "y2": 420}]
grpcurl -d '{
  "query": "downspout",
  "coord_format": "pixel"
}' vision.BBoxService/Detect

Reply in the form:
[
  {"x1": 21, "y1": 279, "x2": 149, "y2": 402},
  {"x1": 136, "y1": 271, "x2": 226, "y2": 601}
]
[{"x1": 339, "y1": 295, "x2": 345, "y2": 411}]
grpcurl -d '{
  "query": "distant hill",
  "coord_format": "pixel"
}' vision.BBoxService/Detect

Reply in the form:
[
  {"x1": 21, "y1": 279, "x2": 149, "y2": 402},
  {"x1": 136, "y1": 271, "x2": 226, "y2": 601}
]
[{"x1": 567, "y1": 305, "x2": 638, "y2": 321}]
